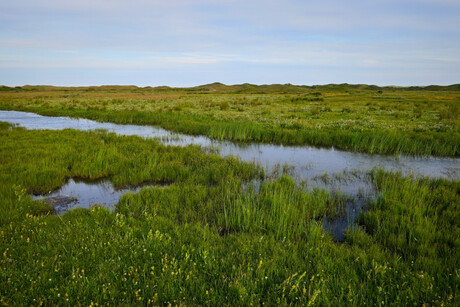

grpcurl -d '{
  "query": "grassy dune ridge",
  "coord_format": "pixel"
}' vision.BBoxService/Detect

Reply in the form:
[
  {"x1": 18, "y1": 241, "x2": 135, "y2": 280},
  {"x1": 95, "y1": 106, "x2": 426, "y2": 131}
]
[
  {"x1": 0, "y1": 83, "x2": 459, "y2": 156},
  {"x1": 0, "y1": 123, "x2": 458, "y2": 305}
]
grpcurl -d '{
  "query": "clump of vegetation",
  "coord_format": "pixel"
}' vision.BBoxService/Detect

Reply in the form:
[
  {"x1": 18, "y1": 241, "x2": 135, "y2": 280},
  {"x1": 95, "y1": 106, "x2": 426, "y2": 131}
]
[
  {"x1": 291, "y1": 95, "x2": 324, "y2": 104},
  {"x1": 219, "y1": 101, "x2": 229, "y2": 110},
  {"x1": 440, "y1": 102, "x2": 459, "y2": 121}
]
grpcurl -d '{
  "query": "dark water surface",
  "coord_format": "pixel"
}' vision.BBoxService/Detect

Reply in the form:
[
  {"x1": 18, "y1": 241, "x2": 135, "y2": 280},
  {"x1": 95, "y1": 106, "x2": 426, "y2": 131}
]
[{"x1": 2, "y1": 110, "x2": 459, "y2": 240}]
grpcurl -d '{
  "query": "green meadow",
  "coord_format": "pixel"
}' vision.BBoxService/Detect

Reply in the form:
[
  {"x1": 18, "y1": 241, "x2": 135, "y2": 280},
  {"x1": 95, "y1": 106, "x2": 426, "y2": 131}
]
[
  {"x1": 0, "y1": 84, "x2": 459, "y2": 305},
  {"x1": 0, "y1": 83, "x2": 459, "y2": 156}
]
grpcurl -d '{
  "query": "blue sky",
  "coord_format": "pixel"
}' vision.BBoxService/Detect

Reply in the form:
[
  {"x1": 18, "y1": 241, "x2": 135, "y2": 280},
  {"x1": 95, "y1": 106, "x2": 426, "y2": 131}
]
[{"x1": 1, "y1": 0, "x2": 459, "y2": 86}]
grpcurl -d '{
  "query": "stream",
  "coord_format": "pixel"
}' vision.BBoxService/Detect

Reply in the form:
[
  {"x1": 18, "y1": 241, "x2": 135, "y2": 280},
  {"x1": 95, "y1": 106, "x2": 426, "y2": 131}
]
[{"x1": 2, "y1": 110, "x2": 459, "y2": 240}]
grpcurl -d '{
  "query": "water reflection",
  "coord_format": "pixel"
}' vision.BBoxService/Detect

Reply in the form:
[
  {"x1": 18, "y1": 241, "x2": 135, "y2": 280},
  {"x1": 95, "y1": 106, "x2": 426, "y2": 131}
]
[
  {"x1": 31, "y1": 178, "x2": 146, "y2": 215},
  {"x1": 2, "y1": 110, "x2": 457, "y2": 187},
  {"x1": 2, "y1": 110, "x2": 459, "y2": 240}
]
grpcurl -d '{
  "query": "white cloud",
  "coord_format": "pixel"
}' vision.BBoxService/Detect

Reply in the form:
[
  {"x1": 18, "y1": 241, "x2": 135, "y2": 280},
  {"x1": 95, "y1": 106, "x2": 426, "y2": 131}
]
[
  {"x1": 0, "y1": 0, "x2": 459, "y2": 85},
  {"x1": 0, "y1": 50, "x2": 227, "y2": 69}
]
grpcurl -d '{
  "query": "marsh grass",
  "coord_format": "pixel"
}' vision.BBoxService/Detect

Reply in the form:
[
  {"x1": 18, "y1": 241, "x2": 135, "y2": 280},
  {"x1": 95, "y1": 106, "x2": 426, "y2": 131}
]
[
  {"x1": 0, "y1": 97, "x2": 459, "y2": 305},
  {"x1": 359, "y1": 170, "x2": 460, "y2": 270},
  {"x1": 218, "y1": 176, "x2": 346, "y2": 240},
  {"x1": 0, "y1": 84, "x2": 458, "y2": 156},
  {"x1": 0, "y1": 124, "x2": 258, "y2": 225}
]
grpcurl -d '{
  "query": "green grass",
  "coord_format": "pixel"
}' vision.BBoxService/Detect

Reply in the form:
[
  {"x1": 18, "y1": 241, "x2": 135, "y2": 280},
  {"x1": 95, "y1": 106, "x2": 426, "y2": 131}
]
[
  {"x1": 0, "y1": 123, "x2": 458, "y2": 305},
  {"x1": 0, "y1": 83, "x2": 459, "y2": 156},
  {"x1": 217, "y1": 176, "x2": 346, "y2": 240},
  {"x1": 359, "y1": 170, "x2": 460, "y2": 270},
  {"x1": 0, "y1": 124, "x2": 259, "y2": 225}
]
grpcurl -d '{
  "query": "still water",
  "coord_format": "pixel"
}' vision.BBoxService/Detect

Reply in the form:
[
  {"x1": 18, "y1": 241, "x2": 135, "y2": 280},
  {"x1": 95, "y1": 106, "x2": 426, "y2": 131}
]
[
  {"x1": 2, "y1": 110, "x2": 458, "y2": 182},
  {"x1": 31, "y1": 178, "x2": 148, "y2": 215},
  {"x1": 2, "y1": 110, "x2": 459, "y2": 240}
]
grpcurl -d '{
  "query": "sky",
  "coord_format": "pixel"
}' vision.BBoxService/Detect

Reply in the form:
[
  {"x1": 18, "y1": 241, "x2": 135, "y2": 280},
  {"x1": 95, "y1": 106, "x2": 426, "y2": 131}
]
[{"x1": 1, "y1": 0, "x2": 459, "y2": 86}]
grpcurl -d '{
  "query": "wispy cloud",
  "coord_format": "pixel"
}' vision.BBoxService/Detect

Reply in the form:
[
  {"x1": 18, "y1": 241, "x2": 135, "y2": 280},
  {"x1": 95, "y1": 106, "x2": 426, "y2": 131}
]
[{"x1": 0, "y1": 0, "x2": 459, "y2": 85}]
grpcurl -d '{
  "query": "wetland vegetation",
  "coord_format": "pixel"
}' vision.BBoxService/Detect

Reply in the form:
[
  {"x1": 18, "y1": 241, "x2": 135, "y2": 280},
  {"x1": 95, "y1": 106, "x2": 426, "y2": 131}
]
[
  {"x1": 0, "y1": 84, "x2": 459, "y2": 305},
  {"x1": 0, "y1": 83, "x2": 459, "y2": 156}
]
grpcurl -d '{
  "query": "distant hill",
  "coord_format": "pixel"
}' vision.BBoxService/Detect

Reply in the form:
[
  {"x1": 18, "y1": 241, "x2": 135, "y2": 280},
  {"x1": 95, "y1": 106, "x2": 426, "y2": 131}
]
[{"x1": 1, "y1": 83, "x2": 459, "y2": 93}]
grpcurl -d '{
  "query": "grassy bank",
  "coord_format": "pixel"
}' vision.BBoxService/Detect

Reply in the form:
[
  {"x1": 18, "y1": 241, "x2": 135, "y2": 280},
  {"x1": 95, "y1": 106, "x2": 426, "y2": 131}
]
[
  {"x1": 0, "y1": 83, "x2": 459, "y2": 156},
  {"x1": 0, "y1": 123, "x2": 458, "y2": 305}
]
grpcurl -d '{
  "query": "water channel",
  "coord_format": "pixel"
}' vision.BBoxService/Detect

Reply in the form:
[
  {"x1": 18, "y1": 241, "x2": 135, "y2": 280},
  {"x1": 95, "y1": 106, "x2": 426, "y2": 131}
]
[{"x1": 2, "y1": 110, "x2": 459, "y2": 240}]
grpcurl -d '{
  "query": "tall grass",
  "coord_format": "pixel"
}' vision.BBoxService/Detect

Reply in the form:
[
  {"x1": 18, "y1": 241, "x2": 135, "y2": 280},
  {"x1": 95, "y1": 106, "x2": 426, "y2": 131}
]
[
  {"x1": 0, "y1": 123, "x2": 458, "y2": 305},
  {"x1": 0, "y1": 124, "x2": 258, "y2": 224},
  {"x1": 358, "y1": 170, "x2": 460, "y2": 271},
  {"x1": 1, "y1": 84, "x2": 458, "y2": 156},
  {"x1": 217, "y1": 176, "x2": 344, "y2": 240}
]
